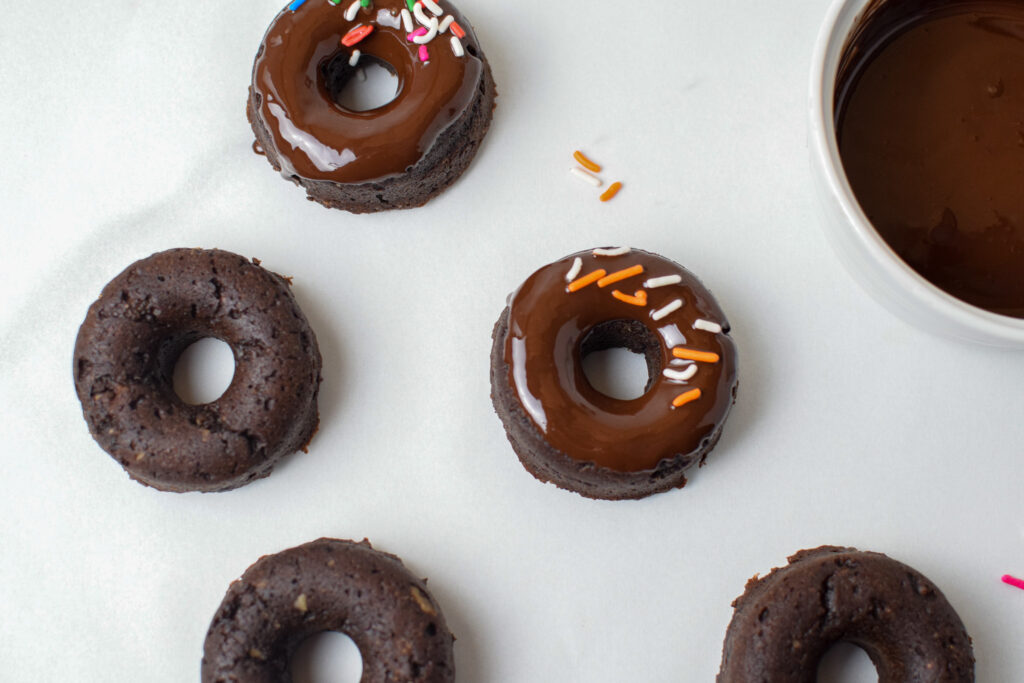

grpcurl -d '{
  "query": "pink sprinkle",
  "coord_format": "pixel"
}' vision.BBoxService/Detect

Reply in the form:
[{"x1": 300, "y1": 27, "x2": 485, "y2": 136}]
[
  {"x1": 407, "y1": 27, "x2": 427, "y2": 42},
  {"x1": 418, "y1": 45, "x2": 429, "y2": 62},
  {"x1": 1003, "y1": 574, "x2": 1024, "y2": 591}
]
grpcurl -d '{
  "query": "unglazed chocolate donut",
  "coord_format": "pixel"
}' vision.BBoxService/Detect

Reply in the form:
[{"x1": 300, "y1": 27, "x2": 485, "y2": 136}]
[
  {"x1": 73, "y1": 248, "x2": 322, "y2": 493},
  {"x1": 202, "y1": 538, "x2": 455, "y2": 683},
  {"x1": 490, "y1": 247, "x2": 738, "y2": 500},
  {"x1": 718, "y1": 546, "x2": 975, "y2": 682},
  {"x1": 248, "y1": 0, "x2": 496, "y2": 213}
]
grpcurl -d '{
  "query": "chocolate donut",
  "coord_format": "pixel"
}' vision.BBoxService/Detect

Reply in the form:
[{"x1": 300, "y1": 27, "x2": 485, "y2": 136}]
[
  {"x1": 248, "y1": 0, "x2": 496, "y2": 213},
  {"x1": 73, "y1": 248, "x2": 322, "y2": 493},
  {"x1": 490, "y1": 247, "x2": 739, "y2": 500},
  {"x1": 202, "y1": 538, "x2": 455, "y2": 683},
  {"x1": 718, "y1": 546, "x2": 975, "y2": 682}
]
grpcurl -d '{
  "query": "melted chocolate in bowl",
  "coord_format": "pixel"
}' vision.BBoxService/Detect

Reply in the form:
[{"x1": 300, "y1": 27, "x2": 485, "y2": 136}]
[{"x1": 836, "y1": 0, "x2": 1024, "y2": 319}]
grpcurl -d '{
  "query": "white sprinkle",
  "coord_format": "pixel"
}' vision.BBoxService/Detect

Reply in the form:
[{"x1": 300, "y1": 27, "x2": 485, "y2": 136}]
[
  {"x1": 344, "y1": 0, "x2": 361, "y2": 21},
  {"x1": 414, "y1": 16, "x2": 439, "y2": 44},
  {"x1": 413, "y1": 2, "x2": 432, "y2": 27},
  {"x1": 401, "y1": 8, "x2": 414, "y2": 32},
  {"x1": 422, "y1": 0, "x2": 443, "y2": 16},
  {"x1": 348, "y1": 49, "x2": 361, "y2": 67},
  {"x1": 644, "y1": 274, "x2": 682, "y2": 289},
  {"x1": 651, "y1": 299, "x2": 683, "y2": 321},
  {"x1": 694, "y1": 319, "x2": 723, "y2": 334},
  {"x1": 450, "y1": 35, "x2": 464, "y2": 57},
  {"x1": 592, "y1": 246, "x2": 631, "y2": 257},
  {"x1": 565, "y1": 257, "x2": 583, "y2": 282},
  {"x1": 439, "y1": 15, "x2": 455, "y2": 33},
  {"x1": 663, "y1": 365, "x2": 698, "y2": 381},
  {"x1": 571, "y1": 168, "x2": 603, "y2": 187}
]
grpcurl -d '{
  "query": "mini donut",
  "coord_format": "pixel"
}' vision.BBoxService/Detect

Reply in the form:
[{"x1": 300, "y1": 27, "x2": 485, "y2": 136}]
[
  {"x1": 202, "y1": 538, "x2": 455, "y2": 683},
  {"x1": 718, "y1": 546, "x2": 975, "y2": 682},
  {"x1": 73, "y1": 248, "x2": 322, "y2": 493},
  {"x1": 490, "y1": 247, "x2": 739, "y2": 500},
  {"x1": 248, "y1": 0, "x2": 497, "y2": 213}
]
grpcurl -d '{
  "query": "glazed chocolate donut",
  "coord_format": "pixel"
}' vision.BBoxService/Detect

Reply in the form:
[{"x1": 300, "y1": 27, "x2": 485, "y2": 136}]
[
  {"x1": 202, "y1": 538, "x2": 455, "y2": 683},
  {"x1": 73, "y1": 248, "x2": 322, "y2": 493},
  {"x1": 718, "y1": 546, "x2": 975, "y2": 682},
  {"x1": 248, "y1": 0, "x2": 496, "y2": 213},
  {"x1": 490, "y1": 247, "x2": 738, "y2": 500}
]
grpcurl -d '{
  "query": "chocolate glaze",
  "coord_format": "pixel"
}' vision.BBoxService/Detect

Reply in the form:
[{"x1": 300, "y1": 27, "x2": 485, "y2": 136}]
[
  {"x1": 503, "y1": 249, "x2": 738, "y2": 473},
  {"x1": 251, "y1": 0, "x2": 484, "y2": 183},
  {"x1": 836, "y1": 0, "x2": 1024, "y2": 318}
]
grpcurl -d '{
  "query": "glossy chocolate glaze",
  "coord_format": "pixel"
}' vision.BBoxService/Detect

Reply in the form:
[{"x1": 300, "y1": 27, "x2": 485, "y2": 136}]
[
  {"x1": 836, "y1": 0, "x2": 1024, "y2": 318},
  {"x1": 503, "y1": 249, "x2": 738, "y2": 473},
  {"x1": 251, "y1": 0, "x2": 484, "y2": 183}
]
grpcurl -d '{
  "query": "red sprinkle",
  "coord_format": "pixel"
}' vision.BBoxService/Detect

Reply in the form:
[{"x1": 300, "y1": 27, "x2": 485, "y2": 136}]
[
  {"x1": 450, "y1": 21, "x2": 466, "y2": 39},
  {"x1": 342, "y1": 24, "x2": 374, "y2": 47},
  {"x1": 1003, "y1": 574, "x2": 1024, "y2": 591}
]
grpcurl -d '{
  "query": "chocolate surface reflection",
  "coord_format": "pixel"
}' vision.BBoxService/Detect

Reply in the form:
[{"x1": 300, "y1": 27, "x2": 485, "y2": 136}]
[
  {"x1": 503, "y1": 249, "x2": 738, "y2": 473},
  {"x1": 836, "y1": 0, "x2": 1024, "y2": 318}
]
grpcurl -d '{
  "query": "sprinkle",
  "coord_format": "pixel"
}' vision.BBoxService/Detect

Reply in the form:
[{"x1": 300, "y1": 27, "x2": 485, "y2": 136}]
[
  {"x1": 413, "y1": 17, "x2": 439, "y2": 44},
  {"x1": 1003, "y1": 575, "x2": 1024, "y2": 591},
  {"x1": 294, "y1": 594, "x2": 309, "y2": 613},
  {"x1": 612, "y1": 290, "x2": 648, "y2": 306},
  {"x1": 573, "y1": 151, "x2": 602, "y2": 173},
  {"x1": 664, "y1": 365, "x2": 698, "y2": 381},
  {"x1": 599, "y1": 182, "x2": 623, "y2": 202},
  {"x1": 401, "y1": 8, "x2": 414, "y2": 32},
  {"x1": 568, "y1": 269, "x2": 607, "y2": 293},
  {"x1": 329, "y1": 0, "x2": 342, "y2": 5},
  {"x1": 345, "y1": 0, "x2": 361, "y2": 20},
  {"x1": 418, "y1": 44, "x2": 430, "y2": 62},
  {"x1": 672, "y1": 388, "x2": 702, "y2": 408},
  {"x1": 439, "y1": 15, "x2": 455, "y2": 33},
  {"x1": 406, "y1": 0, "x2": 415, "y2": 10},
  {"x1": 450, "y1": 35, "x2": 465, "y2": 57},
  {"x1": 348, "y1": 49, "x2": 362, "y2": 66},
  {"x1": 450, "y1": 21, "x2": 466, "y2": 38},
  {"x1": 598, "y1": 264, "x2": 644, "y2": 288},
  {"x1": 407, "y1": 26, "x2": 428, "y2": 41},
  {"x1": 673, "y1": 347, "x2": 720, "y2": 363},
  {"x1": 644, "y1": 275, "x2": 682, "y2": 289},
  {"x1": 422, "y1": 0, "x2": 443, "y2": 15},
  {"x1": 360, "y1": 0, "x2": 370, "y2": 5},
  {"x1": 413, "y1": 2, "x2": 432, "y2": 27},
  {"x1": 651, "y1": 299, "x2": 683, "y2": 321},
  {"x1": 570, "y1": 167, "x2": 602, "y2": 187},
  {"x1": 694, "y1": 319, "x2": 723, "y2": 334},
  {"x1": 593, "y1": 247, "x2": 631, "y2": 257},
  {"x1": 341, "y1": 24, "x2": 374, "y2": 47},
  {"x1": 565, "y1": 257, "x2": 583, "y2": 282},
  {"x1": 288, "y1": 0, "x2": 308, "y2": 10}
]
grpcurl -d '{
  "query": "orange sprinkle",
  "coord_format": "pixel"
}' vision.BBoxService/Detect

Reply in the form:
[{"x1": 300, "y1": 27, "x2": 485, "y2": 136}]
[
  {"x1": 612, "y1": 290, "x2": 648, "y2": 306},
  {"x1": 599, "y1": 182, "x2": 623, "y2": 202},
  {"x1": 597, "y1": 264, "x2": 644, "y2": 288},
  {"x1": 672, "y1": 388, "x2": 702, "y2": 408},
  {"x1": 451, "y1": 21, "x2": 466, "y2": 38},
  {"x1": 573, "y1": 151, "x2": 602, "y2": 173},
  {"x1": 567, "y1": 269, "x2": 607, "y2": 292},
  {"x1": 342, "y1": 24, "x2": 374, "y2": 47},
  {"x1": 672, "y1": 347, "x2": 720, "y2": 364}
]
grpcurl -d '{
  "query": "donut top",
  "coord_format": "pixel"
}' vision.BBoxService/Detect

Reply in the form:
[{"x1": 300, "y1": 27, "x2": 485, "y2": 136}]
[
  {"x1": 252, "y1": 0, "x2": 484, "y2": 183},
  {"x1": 504, "y1": 248, "x2": 738, "y2": 473}
]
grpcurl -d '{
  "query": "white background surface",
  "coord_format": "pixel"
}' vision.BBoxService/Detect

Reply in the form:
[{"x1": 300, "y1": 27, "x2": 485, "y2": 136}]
[{"x1": 1, "y1": 0, "x2": 1022, "y2": 681}]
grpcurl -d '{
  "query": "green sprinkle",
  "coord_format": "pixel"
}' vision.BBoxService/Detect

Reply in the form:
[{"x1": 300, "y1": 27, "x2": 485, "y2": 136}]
[
  {"x1": 361, "y1": 0, "x2": 371, "y2": 6},
  {"x1": 406, "y1": 0, "x2": 415, "y2": 10}
]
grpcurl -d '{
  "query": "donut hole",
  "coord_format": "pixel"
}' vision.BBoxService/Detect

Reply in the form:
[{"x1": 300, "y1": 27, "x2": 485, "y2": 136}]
[
  {"x1": 171, "y1": 337, "x2": 236, "y2": 405},
  {"x1": 323, "y1": 51, "x2": 400, "y2": 112},
  {"x1": 291, "y1": 631, "x2": 363, "y2": 683},
  {"x1": 580, "y1": 320, "x2": 661, "y2": 401},
  {"x1": 817, "y1": 642, "x2": 878, "y2": 683}
]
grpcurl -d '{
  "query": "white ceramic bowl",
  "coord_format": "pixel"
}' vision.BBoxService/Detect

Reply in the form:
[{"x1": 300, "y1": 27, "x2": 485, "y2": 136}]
[{"x1": 808, "y1": 0, "x2": 1024, "y2": 348}]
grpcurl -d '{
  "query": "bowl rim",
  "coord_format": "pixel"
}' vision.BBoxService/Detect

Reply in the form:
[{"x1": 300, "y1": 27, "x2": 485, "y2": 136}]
[{"x1": 808, "y1": 0, "x2": 1024, "y2": 345}]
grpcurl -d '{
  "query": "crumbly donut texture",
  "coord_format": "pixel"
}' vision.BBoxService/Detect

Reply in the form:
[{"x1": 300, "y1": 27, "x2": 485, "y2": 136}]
[
  {"x1": 73, "y1": 248, "x2": 322, "y2": 493},
  {"x1": 202, "y1": 538, "x2": 455, "y2": 683},
  {"x1": 718, "y1": 546, "x2": 975, "y2": 682}
]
